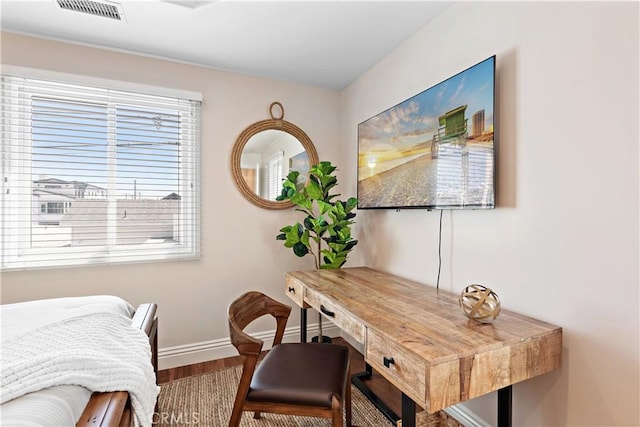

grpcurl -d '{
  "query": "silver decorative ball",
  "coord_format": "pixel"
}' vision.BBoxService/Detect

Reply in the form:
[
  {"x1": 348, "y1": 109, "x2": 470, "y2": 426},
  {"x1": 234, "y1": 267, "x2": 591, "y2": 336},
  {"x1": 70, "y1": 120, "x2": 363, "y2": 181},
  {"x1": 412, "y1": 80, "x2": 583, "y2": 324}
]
[{"x1": 459, "y1": 284, "x2": 501, "y2": 323}]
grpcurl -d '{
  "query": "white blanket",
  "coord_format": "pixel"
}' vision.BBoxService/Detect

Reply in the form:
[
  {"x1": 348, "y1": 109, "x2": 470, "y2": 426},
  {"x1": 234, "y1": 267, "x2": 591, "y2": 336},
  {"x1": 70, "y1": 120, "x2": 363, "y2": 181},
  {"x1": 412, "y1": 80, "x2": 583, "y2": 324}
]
[{"x1": 1, "y1": 308, "x2": 160, "y2": 427}]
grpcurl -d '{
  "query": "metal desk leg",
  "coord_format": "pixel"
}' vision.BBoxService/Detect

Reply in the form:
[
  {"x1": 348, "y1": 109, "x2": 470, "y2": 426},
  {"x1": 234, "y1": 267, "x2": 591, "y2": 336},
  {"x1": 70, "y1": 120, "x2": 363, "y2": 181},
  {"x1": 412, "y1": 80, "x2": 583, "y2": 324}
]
[
  {"x1": 300, "y1": 307, "x2": 307, "y2": 343},
  {"x1": 498, "y1": 385, "x2": 512, "y2": 427},
  {"x1": 352, "y1": 363, "x2": 399, "y2": 423},
  {"x1": 401, "y1": 392, "x2": 416, "y2": 427}
]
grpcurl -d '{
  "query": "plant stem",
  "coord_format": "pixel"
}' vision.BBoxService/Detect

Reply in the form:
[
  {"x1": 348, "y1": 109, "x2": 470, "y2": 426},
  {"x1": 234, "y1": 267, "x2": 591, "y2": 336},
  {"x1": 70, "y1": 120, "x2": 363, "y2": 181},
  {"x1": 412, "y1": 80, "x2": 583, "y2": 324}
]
[{"x1": 316, "y1": 237, "x2": 322, "y2": 269}]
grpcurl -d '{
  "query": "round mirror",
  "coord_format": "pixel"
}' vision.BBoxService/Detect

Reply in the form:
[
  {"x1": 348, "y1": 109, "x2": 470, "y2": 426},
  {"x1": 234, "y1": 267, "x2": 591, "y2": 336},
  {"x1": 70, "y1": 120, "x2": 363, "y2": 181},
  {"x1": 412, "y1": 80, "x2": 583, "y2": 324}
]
[{"x1": 231, "y1": 102, "x2": 319, "y2": 210}]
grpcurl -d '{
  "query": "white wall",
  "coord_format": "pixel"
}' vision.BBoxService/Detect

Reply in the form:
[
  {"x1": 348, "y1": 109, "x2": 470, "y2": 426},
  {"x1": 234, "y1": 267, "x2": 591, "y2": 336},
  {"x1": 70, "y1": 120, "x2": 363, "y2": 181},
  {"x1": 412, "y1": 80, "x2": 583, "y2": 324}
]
[
  {"x1": 0, "y1": 32, "x2": 341, "y2": 364},
  {"x1": 341, "y1": 2, "x2": 638, "y2": 426},
  {"x1": 2, "y1": 2, "x2": 639, "y2": 425}
]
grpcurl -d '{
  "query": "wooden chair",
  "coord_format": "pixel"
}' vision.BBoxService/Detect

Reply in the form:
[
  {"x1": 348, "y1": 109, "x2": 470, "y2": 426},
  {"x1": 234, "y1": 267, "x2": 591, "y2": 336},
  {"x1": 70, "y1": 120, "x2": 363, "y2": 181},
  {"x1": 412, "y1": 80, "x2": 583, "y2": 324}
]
[{"x1": 228, "y1": 291, "x2": 352, "y2": 427}]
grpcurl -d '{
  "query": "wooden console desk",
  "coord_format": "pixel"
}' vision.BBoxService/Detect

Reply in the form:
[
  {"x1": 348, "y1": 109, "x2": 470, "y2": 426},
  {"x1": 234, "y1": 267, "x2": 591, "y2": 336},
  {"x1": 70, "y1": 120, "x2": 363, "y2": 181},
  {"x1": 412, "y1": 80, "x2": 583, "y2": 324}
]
[{"x1": 285, "y1": 267, "x2": 562, "y2": 427}]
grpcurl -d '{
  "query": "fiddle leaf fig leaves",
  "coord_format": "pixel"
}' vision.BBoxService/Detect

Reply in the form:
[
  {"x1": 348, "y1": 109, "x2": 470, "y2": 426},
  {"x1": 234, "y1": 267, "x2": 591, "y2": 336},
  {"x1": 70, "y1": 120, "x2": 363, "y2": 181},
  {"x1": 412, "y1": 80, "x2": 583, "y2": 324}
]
[
  {"x1": 293, "y1": 242, "x2": 309, "y2": 257},
  {"x1": 275, "y1": 160, "x2": 358, "y2": 270},
  {"x1": 317, "y1": 200, "x2": 332, "y2": 215},
  {"x1": 306, "y1": 180, "x2": 323, "y2": 200},
  {"x1": 276, "y1": 171, "x2": 300, "y2": 201}
]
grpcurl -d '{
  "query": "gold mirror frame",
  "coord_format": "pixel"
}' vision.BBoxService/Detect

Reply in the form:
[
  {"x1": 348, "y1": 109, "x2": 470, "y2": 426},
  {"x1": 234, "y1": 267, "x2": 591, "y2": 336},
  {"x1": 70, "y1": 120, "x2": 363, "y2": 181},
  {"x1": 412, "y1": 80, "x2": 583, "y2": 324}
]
[{"x1": 231, "y1": 102, "x2": 319, "y2": 210}]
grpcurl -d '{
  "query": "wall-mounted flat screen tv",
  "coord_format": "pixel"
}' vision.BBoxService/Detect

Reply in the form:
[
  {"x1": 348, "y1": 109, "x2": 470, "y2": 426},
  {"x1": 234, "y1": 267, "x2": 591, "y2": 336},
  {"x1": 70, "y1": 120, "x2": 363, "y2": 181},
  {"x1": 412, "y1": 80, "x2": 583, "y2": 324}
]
[{"x1": 357, "y1": 55, "x2": 496, "y2": 210}]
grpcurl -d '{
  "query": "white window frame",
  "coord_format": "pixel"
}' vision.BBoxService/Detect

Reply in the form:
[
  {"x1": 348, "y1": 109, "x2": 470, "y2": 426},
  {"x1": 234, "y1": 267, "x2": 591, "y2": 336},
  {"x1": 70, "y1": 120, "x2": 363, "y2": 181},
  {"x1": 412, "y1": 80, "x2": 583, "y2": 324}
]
[{"x1": 1, "y1": 67, "x2": 202, "y2": 270}]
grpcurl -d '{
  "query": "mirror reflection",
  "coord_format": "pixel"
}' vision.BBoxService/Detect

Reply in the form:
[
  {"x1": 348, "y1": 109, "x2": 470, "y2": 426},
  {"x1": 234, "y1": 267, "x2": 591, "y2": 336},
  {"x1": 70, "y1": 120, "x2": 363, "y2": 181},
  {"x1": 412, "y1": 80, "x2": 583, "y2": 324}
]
[{"x1": 240, "y1": 130, "x2": 310, "y2": 201}]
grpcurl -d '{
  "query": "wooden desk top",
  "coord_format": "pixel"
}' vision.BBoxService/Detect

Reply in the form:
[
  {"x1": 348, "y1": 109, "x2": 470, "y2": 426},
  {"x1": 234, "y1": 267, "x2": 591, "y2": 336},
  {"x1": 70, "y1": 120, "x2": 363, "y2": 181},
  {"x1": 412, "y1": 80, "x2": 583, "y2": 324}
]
[{"x1": 286, "y1": 267, "x2": 562, "y2": 412}]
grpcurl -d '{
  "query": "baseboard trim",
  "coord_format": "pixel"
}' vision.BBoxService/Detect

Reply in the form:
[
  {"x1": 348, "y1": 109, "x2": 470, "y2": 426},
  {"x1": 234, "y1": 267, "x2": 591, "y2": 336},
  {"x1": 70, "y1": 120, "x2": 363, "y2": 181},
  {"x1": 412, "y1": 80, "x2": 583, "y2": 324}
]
[
  {"x1": 158, "y1": 323, "x2": 340, "y2": 370},
  {"x1": 444, "y1": 404, "x2": 490, "y2": 427}
]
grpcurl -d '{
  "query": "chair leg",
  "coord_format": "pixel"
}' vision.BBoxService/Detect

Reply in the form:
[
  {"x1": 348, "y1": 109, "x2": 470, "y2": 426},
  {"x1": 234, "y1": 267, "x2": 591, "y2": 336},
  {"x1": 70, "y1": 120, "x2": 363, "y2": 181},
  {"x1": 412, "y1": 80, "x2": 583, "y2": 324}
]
[
  {"x1": 228, "y1": 405, "x2": 243, "y2": 427},
  {"x1": 332, "y1": 395, "x2": 344, "y2": 427},
  {"x1": 332, "y1": 412, "x2": 344, "y2": 427}
]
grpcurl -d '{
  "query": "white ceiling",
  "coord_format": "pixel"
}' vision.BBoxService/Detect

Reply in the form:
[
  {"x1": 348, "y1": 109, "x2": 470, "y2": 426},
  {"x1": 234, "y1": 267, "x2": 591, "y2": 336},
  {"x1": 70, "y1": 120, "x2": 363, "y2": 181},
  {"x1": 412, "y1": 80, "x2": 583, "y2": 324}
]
[{"x1": 0, "y1": 0, "x2": 453, "y2": 90}]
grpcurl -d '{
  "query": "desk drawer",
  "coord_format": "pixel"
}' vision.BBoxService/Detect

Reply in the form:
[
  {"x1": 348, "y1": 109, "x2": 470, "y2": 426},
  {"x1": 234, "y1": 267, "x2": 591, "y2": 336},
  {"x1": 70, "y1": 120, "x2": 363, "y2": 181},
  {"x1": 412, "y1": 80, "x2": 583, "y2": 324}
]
[
  {"x1": 285, "y1": 276, "x2": 305, "y2": 307},
  {"x1": 305, "y1": 289, "x2": 365, "y2": 343},
  {"x1": 366, "y1": 329, "x2": 426, "y2": 405}
]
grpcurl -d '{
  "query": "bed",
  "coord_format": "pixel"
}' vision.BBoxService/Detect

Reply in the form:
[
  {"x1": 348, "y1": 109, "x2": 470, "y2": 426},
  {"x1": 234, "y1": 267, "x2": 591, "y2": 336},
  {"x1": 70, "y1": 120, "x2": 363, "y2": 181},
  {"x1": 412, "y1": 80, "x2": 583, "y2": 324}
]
[{"x1": 1, "y1": 295, "x2": 159, "y2": 427}]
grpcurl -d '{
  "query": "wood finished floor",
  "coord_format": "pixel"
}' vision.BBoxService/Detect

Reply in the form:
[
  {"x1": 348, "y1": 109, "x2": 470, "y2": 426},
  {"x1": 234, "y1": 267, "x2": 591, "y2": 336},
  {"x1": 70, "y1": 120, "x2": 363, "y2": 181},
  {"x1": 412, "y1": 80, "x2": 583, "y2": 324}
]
[{"x1": 157, "y1": 336, "x2": 418, "y2": 418}]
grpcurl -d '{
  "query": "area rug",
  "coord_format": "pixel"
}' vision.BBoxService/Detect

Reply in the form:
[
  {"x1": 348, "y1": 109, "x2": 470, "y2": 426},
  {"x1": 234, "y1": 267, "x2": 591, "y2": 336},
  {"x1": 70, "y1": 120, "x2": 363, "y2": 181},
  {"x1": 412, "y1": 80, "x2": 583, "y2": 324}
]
[
  {"x1": 155, "y1": 364, "x2": 394, "y2": 426},
  {"x1": 155, "y1": 364, "x2": 463, "y2": 426}
]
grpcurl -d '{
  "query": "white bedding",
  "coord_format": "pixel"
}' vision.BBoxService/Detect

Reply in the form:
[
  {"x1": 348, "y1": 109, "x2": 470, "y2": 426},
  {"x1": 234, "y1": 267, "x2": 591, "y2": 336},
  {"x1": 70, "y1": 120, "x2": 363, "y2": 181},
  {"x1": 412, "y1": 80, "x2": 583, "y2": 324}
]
[
  {"x1": 0, "y1": 295, "x2": 158, "y2": 427},
  {"x1": 1, "y1": 384, "x2": 92, "y2": 426}
]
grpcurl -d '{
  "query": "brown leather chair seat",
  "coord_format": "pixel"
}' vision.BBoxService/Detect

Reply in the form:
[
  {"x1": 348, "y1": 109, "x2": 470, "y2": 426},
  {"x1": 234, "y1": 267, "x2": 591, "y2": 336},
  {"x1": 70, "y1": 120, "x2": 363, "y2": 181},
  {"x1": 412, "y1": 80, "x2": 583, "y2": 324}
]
[{"x1": 247, "y1": 343, "x2": 350, "y2": 407}]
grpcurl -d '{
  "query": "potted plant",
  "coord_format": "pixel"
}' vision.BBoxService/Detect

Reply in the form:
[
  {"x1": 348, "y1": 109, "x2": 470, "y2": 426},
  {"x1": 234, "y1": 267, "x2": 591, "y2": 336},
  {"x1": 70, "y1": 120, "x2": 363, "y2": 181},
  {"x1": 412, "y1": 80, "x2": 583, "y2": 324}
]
[{"x1": 276, "y1": 160, "x2": 358, "y2": 341}]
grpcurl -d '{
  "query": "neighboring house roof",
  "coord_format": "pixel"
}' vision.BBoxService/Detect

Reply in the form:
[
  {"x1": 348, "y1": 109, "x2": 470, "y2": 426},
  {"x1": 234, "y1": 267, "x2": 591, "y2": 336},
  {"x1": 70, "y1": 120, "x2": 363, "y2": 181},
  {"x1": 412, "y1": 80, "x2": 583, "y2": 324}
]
[
  {"x1": 32, "y1": 188, "x2": 75, "y2": 199},
  {"x1": 33, "y1": 177, "x2": 70, "y2": 184},
  {"x1": 34, "y1": 177, "x2": 105, "y2": 191},
  {"x1": 60, "y1": 199, "x2": 179, "y2": 226},
  {"x1": 162, "y1": 193, "x2": 181, "y2": 200},
  {"x1": 70, "y1": 181, "x2": 105, "y2": 190}
]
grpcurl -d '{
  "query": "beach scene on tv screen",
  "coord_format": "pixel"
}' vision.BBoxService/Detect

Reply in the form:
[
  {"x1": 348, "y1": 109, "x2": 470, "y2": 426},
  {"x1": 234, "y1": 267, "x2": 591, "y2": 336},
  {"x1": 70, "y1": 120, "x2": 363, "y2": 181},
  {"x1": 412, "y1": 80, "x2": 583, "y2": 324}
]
[{"x1": 357, "y1": 57, "x2": 495, "y2": 209}]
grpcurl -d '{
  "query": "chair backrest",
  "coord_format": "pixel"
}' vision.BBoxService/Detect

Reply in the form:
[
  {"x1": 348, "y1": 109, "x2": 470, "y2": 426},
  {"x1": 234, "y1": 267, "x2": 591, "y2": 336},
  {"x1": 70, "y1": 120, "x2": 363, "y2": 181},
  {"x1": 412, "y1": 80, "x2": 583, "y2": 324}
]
[
  {"x1": 228, "y1": 291, "x2": 292, "y2": 358},
  {"x1": 228, "y1": 291, "x2": 293, "y2": 420}
]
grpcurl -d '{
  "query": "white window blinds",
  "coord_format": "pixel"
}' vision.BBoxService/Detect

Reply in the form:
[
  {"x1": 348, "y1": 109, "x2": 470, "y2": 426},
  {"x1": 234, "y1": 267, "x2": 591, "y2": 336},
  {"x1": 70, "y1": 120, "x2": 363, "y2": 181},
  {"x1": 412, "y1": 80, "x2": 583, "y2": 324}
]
[
  {"x1": 266, "y1": 151, "x2": 284, "y2": 201},
  {"x1": 1, "y1": 74, "x2": 201, "y2": 270}
]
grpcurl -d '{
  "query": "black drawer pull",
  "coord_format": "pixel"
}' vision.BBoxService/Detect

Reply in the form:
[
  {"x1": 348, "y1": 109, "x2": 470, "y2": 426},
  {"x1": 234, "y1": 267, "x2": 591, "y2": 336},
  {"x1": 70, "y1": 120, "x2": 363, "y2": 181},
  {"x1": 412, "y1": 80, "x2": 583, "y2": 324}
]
[
  {"x1": 288, "y1": 287, "x2": 295, "y2": 293},
  {"x1": 383, "y1": 356, "x2": 395, "y2": 368},
  {"x1": 320, "y1": 305, "x2": 335, "y2": 317}
]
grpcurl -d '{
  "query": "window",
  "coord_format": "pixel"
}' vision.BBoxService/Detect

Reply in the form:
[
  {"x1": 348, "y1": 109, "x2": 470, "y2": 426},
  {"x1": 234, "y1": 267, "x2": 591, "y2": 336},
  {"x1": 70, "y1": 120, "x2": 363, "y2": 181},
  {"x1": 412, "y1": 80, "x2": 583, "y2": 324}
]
[
  {"x1": 1, "y1": 72, "x2": 201, "y2": 270},
  {"x1": 266, "y1": 151, "x2": 284, "y2": 201},
  {"x1": 45, "y1": 203, "x2": 65, "y2": 214}
]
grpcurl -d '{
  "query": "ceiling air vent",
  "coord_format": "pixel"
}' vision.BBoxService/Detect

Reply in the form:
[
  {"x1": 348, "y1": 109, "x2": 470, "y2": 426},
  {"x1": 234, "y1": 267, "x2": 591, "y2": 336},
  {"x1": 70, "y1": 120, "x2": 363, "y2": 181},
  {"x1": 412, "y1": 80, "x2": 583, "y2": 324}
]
[{"x1": 56, "y1": 0, "x2": 125, "y2": 21}]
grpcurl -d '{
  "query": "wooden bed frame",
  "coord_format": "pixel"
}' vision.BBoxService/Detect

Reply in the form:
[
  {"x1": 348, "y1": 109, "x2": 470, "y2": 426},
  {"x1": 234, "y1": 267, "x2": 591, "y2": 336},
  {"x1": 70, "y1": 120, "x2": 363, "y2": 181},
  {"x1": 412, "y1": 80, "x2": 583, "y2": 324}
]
[{"x1": 76, "y1": 303, "x2": 158, "y2": 427}]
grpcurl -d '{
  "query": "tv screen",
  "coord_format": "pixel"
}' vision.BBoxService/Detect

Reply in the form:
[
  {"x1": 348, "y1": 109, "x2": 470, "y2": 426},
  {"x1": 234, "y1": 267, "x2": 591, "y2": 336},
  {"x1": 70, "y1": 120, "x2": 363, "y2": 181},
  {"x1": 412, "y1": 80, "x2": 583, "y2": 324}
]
[{"x1": 357, "y1": 55, "x2": 496, "y2": 210}]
